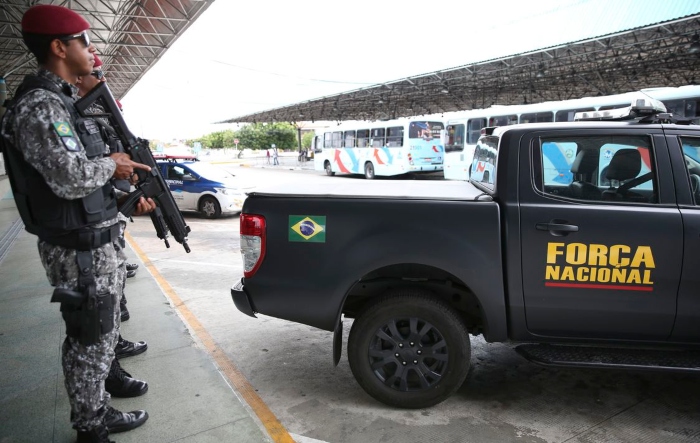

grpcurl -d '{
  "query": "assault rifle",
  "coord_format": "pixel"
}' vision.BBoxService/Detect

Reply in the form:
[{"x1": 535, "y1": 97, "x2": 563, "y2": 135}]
[{"x1": 75, "y1": 82, "x2": 191, "y2": 253}]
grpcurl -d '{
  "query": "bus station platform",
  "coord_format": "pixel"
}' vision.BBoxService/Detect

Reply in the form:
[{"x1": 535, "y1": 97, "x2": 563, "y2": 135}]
[{"x1": 0, "y1": 176, "x2": 271, "y2": 443}]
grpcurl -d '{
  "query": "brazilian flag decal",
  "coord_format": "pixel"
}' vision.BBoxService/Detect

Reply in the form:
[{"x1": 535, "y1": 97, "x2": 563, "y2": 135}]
[{"x1": 289, "y1": 216, "x2": 326, "y2": 243}]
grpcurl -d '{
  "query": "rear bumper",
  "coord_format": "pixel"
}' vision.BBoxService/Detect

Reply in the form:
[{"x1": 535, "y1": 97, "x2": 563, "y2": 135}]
[{"x1": 230, "y1": 277, "x2": 257, "y2": 318}]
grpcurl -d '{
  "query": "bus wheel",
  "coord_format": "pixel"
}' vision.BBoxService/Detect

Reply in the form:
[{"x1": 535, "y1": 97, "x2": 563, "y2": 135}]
[
  {"x1": 199, "y1": 196, "x2": 221, "y2": 219},
  {"x1": 347, "y1": 291, "x2": 471, "y2": 408},
  {"x1": 324, "y1": 161, "x2": 335, "y2": 176},
  {"x1": 364, "y1": 162, "x2": 375, "y2": 179}
]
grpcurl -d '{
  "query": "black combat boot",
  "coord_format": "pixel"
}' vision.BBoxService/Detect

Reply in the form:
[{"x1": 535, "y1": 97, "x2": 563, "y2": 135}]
[
  {"x1": 76, "y1": 425, "x2": 114, "y2": 443},
  {"x1": 114, "y1": 334, "x2": 148, "y2": 359},
  {"x1": 126, "y1": 263, "x2": 139, "y2": 271},
  {"x1": 105, "y1": 358, "x2": 148, "y2": 397},
  {"x1": 103, "y1": 406, "x2": 148, "y2": 434}
]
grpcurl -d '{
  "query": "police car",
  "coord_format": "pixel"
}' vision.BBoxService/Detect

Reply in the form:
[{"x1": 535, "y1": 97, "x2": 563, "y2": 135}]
[{"x1": 154, "y1": 154, "x2": 252, "y2": 219}]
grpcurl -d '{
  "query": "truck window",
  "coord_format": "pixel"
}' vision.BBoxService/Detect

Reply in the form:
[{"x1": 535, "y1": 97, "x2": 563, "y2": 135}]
[
  {"x1": 681, "y1": 136, "x2": 700, "y2": 205},
  {"x1": 535, "y1": 135, "x2": 657, "y2": 204}
]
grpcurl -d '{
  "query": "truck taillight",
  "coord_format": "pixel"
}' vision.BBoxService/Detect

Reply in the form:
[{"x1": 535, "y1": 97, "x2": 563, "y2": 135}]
[{"x1": 240, "y1": 214, "x2": 266, "y2": 278}]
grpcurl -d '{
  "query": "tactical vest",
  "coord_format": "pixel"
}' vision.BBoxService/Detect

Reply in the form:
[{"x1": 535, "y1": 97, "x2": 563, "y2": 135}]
[
  {"x1": 0, "y1": 74, "x2": 118, "y2": 249},
  {"x1": 94, "y1": 118, "x2": 130, "y2": 193}
]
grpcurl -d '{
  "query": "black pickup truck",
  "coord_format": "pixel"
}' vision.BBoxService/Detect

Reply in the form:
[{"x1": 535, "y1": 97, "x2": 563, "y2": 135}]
[{"x1": 231, "y1": 100, "x2": 700, "y2": 408}]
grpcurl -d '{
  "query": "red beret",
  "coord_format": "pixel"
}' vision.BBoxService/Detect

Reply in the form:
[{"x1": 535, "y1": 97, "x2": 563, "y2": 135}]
[
  {"x1": 21, "y1": 5, "x2": 90, "y2": 35},
  {"x1": 93, "y1": 54, "x2": 103, "y2": 68}
]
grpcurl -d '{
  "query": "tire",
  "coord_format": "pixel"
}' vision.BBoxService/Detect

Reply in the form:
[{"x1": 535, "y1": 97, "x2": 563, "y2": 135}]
[
  {"x1": 364, "y1": 162, "x2": 375, "y2": 179},
  {"x1": 325, "y1": 161, "x2": 335, "y2": 176},
  {"x1": 348, "y1": 291, "x2": 471, "y2": 408},
  {"x1": 199, "y1": 195, "x2": 221, "y2": 219}
]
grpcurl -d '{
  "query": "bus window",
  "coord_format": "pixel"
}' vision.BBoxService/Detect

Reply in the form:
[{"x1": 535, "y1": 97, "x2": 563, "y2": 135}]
[
  {"x1": 331, "y1": 131, "x2": 342, "y2": 149},
  {"x1": 489, "y1": 115, "x2": 517, "y2": 126},
  {"x1": 371, "y1": 128, "x2": 385, "y2": 147},
  {"x1": 520, "y1": 112, "x2": 553, "y2": 123},
  {"x1": 445, "y1": 124, "x2": 465, "y2": 153},
  {"x1": 313, "y1": 136, "x2": 322, "y2": 153},
  {"x1": 344, "y1": 130, "x2": 356, "y2": 148},
  {"x1": 555, "y1": 108, "x2": 595, "y2": 122},
  {"x1": 386, "y1": 127, "x2": 404, "y2": 147},
  {"x1": 357, "y1": 129, "x2": 370, "y2": 147},
  {"x1": 428, "y1": 122, "x2": 445, "y2": 139},
  {"x1": 467, "y1": 118, "x2": 486, "y2": 144},
  {"x1": 323, "y1": 132, "x2": 332, "y2": 149}
]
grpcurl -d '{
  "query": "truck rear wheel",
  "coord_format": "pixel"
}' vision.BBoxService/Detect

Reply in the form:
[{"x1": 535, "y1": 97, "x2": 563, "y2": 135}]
[{"x1": 348, "y1": 291, "x2": 470, "y2": 408}]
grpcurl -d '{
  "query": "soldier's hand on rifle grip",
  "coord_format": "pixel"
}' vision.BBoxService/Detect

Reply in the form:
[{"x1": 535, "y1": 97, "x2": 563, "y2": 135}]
[
  {"x1": 133, "y1": 197, "x2": 157, "y2": 216},
  {"x1": 110, "y1": 152, "x2": 151, "y2": 180}
]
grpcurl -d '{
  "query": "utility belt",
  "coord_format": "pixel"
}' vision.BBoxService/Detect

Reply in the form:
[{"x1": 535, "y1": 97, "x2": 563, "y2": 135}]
[
  {"x1": 50, "y1": 248, "x2": 116, "y2": 346},
  {"x1": 40, "y1": 224, "x2": 120, "y2": 251}
]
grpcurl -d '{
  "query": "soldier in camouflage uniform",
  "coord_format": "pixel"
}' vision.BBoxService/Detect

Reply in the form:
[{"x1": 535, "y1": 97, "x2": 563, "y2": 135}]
[
  {"x1": 76, "y1": 56, "x2": 150, "y2": 394},
  {"x1": 0, "y1": 5, "x2": 153, "y2": 443}
]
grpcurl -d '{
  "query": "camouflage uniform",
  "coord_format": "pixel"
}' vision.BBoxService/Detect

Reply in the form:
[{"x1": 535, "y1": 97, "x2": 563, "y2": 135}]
[
  {"x1": 85, "y1": 101, "x2": 130, "y2": 305},
  {"x1": 0, "y1": 69, "x2": 122, "y2": 431}
]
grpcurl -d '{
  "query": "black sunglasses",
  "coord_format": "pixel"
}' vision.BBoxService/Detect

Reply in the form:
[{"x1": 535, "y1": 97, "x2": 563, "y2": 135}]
[
  {"x1": 59, "y1": 30, "x2": 90, "y2": 48},
  {"x1": 91, "y1": 70, "x2": 104, "y2": 80}
]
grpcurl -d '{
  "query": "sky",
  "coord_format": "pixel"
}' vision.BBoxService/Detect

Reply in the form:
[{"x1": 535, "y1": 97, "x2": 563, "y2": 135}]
[{"x1": 119, "y1": 0, "x2": 700, "y2": 141}]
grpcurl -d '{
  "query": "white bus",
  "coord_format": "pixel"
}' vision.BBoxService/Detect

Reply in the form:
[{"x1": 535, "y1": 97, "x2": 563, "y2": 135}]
[
  {"x1": 443, "y1": 85, "x2": 700, "y2": 180},
  {"x1": 313, "y1": 118, "x2": 445, "y2": 179}
]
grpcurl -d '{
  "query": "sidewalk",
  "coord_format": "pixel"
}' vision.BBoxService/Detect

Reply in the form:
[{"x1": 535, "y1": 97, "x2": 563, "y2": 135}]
[{"x1": 0, "y1": 176, "x2": 271, "y2": 443}]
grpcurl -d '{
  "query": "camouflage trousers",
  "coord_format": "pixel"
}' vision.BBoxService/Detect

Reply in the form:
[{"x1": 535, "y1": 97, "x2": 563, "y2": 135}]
[
  {"x1": 118, "y1": 213, "x2": 128, "y2": 304},
  {"x1": 38, "y1": 235, "x2": 126, "y2": 431}
]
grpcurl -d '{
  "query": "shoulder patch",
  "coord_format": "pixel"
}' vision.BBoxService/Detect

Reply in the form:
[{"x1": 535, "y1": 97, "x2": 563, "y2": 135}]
[
  {"x1": 61, "y1": 137, "x2": 80, "y2": 152},
  {"x1": 52, "y1": 122, "x2": 74, "y2": 137}
]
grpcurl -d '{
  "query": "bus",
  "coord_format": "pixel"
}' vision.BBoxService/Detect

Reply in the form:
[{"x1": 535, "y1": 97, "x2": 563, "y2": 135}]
[
  {"x1": 443, "y1": 85, "x2": 700, "y2": 180},
  {"x1": 313, "y1": 118, "x2": 445, "y2": 179}
]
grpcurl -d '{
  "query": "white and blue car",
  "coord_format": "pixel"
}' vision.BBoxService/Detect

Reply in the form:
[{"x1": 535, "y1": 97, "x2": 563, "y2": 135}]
[{"x1": 155, "y1": 154, "x2": 252, "y2": 219}]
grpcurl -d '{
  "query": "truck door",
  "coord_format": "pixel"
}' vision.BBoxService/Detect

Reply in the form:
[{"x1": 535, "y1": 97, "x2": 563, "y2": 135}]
[
  {"x1": 667, "y1": 133, "x2": 700, "y2": 342},
  {"x1": 518, "y1": 129, "x2": 682, "y2": 340}
]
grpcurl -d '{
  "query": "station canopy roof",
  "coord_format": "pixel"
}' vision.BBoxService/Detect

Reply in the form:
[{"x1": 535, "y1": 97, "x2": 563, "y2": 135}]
[
  {"x1": 221, "y1": 13, "x2": 700, "y2": 124},
  {"x1": 0, "y1": 0, "x2": 213, "y2": 100}
]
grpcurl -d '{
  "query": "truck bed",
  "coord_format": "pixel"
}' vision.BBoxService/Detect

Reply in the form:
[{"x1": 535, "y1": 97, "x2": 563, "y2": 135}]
[{"x1": 247, "y1": 179, "x2": 488, "y2": 201}]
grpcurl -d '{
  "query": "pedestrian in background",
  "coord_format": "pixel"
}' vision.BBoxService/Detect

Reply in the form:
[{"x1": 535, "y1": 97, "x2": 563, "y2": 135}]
[
  {"x1": 1, "y1": 5, "x2": 154, "y2": 442},
  {"x1": 272, "y1": 144, "x2": 279, "y2": 165},
  {"x1": 266, "y1": 148, "x2": 271, "y2": 164}
]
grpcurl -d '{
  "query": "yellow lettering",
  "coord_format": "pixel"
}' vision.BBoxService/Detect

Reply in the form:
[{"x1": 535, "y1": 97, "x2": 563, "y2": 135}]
[
  {"x1": 609, "y1": 245, "x2": 631, "y2": 267},
  {"x1": 545, "y1": 265, "x2": 560, "y2": 280},
  {"x1": 589, "y1": 267, "x2": 597, "y2": 281},
  {"x1": 627, "y1": 269, "x2": 641, "y2": 284},
  {"x1": 631, "y1": 246, "x2": 655, "y2": 268},
  {"x1": 588, "y1": 244, "x2": 608, "y2": 266},
  {"x1": 576, "y1": 267, "x2": 589, "y2": 282},
  {"x1": 547, "y1": 243, "x2": 565, "y2": 264},
  {"x1": 566, "y1": 243, "x2": 587, "y2": 265},
  {"x1": 597, "y1": 268, "x2": 611, "y2": 283},
  {"x1": 611, "y1": 268, "x2": 627, "y2": 283},
  {"x1": 561, "y1": 266, "x2": 575, "y2": 281},
  {"x1": 643, "y1": 270, "x2": 654, "y2": 284}
]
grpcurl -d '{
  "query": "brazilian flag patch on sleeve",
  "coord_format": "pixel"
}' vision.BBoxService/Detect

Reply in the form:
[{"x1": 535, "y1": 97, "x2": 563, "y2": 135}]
[
  {"x1": 52, "y1": 122, "x2": 74, "y2": 137},
  {"x1": 289, "y1": 216, "x2": 326, "y2": 243}
]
